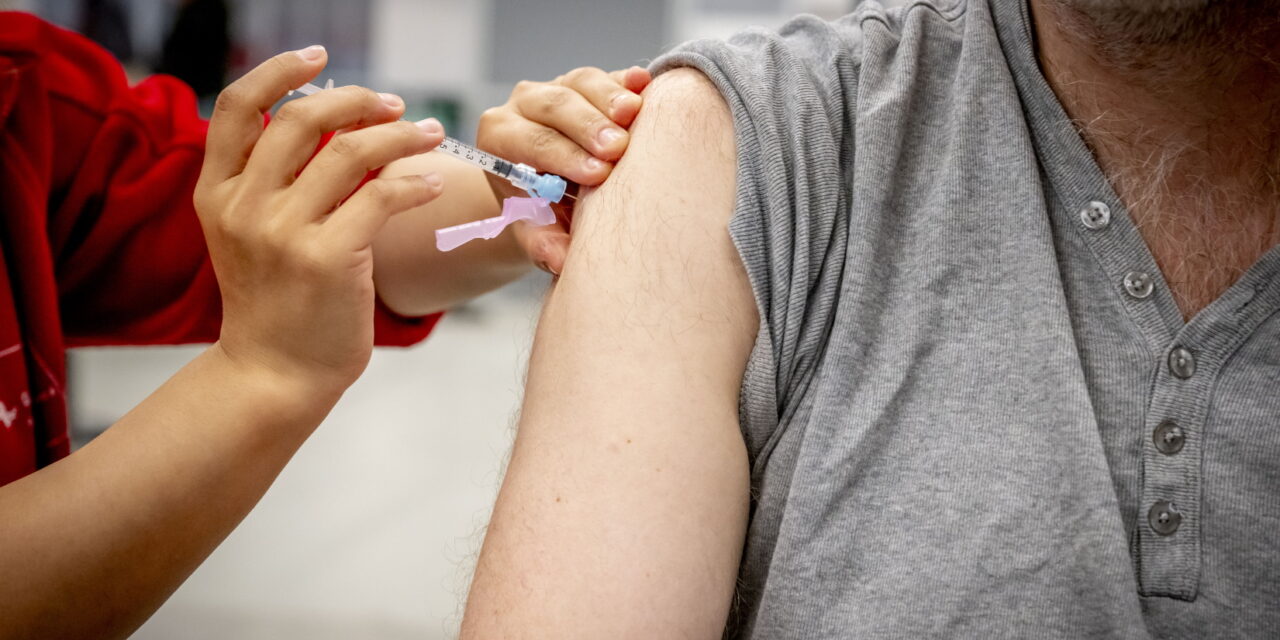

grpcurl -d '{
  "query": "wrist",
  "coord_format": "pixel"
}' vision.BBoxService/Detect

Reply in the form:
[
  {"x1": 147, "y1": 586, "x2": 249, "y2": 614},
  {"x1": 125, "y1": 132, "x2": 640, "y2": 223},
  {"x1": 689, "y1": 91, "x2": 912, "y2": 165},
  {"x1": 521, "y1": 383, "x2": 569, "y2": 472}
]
[{"x1": 205, "y1": 341, "x2": 348, "y2": 427}]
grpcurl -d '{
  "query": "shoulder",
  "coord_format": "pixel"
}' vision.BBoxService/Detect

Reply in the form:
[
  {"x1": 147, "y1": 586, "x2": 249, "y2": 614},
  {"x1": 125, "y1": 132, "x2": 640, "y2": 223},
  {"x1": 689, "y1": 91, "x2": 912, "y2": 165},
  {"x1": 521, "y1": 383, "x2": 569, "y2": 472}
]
[
  {"x1": 575, "y1": 63, "x2": 735, "y2": 237},
  {"x1": 564, "y1": 65, "x2": 746, "y2": 333},
  {"x1": 627, "y1": 67, "x2": 732, "y2": 162},
  {"x1": 651, "y1": 0, "x2": 976, "y2": 101},
  {"x1": 583, "y1": 66, "x2": 734, "y2": 245}
]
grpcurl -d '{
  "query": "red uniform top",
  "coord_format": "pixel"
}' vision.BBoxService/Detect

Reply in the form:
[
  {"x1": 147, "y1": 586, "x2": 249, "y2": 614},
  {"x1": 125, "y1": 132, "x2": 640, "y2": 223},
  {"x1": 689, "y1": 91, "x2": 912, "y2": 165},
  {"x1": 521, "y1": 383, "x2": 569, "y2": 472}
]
[{"x1": 0, "y1": 12, "x2": 440, "y2": 486}]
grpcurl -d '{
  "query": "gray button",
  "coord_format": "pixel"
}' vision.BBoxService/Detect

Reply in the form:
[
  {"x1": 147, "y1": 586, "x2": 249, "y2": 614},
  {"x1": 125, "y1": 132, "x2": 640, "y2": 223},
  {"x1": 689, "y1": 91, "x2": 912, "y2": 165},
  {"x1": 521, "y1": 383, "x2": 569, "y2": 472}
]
[
  {"x1": 1169, "y1": 347, "x2": 1196, "y2": 379},
  {"x1": 1153, "y1": 421, "x2": 1185, "y2": 455},
  {"x1": 1123, "y1": 271, "x2": 1154, "y2": 299},
  {"x1": 1148, "y1": 500, "x2": 1183, "y2": 536},
  {"x1": 1080, "y1": 201, "x2": 1111, "y2": 229}
]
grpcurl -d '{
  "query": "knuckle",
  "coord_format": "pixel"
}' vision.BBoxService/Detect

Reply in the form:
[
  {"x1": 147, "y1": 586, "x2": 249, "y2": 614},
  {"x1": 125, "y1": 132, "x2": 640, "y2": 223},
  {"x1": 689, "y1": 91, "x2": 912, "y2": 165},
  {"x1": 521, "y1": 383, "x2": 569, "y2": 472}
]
[
  {"x1": 528, "y1": 87, "x2": 571, "y2": 120},
  {"x1": 477, "y1": 108, "x2": 508, "y2": 146},
  {"x1": 347, "y1": 85, "x2": 380, "y2": 106},
  {"x1": 479, "y1": 106, "x2": 504, "y2": 128},
  {"x1": 585, "y1": 114, "x2": 611, "y2": 133},
  {"x1": 266, "y1": 54, "x2": 292, "y2": 76},
  {"x1": 528, "y1": 127, "x2": 559, "y2": 153},
  {"x1": 541, "y1": 86, "x2": 572, "y2": 111},
  {"x1": 253, "y1": 210, "x2": 287, "y2": 242},
  {"x1": 211, "y1": 209, "x2": 236, "y2": 235},
  {"x1": 328, "y1": 133, "x2": 362, "y2": 158},
  {"x1": 213, "y1": 85, "x2": 247, "y2": 114},
  {"x1": 300, "y1": 242, "x2": 331, "y2": 271},
  {"x1": 192, "y1": 185, "x2": 215, "y2": 214},
  {"x1": 362, "y1": 179, "x2": 395, "y2": 204},
  {"x1": 563, "y1": 66, "x2": 596, "y2": 85},
  {"x1": 393, "y1": 120, "x2": 422, "y2": 139},
  {"x1": 513, "y1": 80, "x2": 536, "y2": 97},
  {"x1": 212, "y1": 206, "x2": 246, "y2": 240},
  {"x1": 273, "y1": 100, "x2": 307, "y2": 125}
]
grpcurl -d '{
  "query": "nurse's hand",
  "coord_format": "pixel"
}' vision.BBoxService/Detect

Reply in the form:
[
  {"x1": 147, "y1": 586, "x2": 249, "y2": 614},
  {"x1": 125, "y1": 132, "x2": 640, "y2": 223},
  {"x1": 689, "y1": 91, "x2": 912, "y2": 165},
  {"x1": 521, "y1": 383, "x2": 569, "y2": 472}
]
[
  {"x1": 477, "y1": 66, "x2": 652, "y2": 275},
  {"x1": 194, "y1": 46, "x2": 445, "y2": 396}
]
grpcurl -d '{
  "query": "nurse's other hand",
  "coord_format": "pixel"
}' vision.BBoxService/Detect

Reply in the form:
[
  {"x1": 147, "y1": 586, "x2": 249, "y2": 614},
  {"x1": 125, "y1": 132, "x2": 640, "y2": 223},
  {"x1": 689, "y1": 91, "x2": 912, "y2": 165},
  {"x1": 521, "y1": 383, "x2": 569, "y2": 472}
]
[
  {"x1": 477, "y1": 66, "x2": 652, "y2": 275},
  {"x1": 194, "y1": 46, "x2": 445, "y2": 395},
  {"x1": 479, "y1": 65, "x2": 651, "y2": 188}
]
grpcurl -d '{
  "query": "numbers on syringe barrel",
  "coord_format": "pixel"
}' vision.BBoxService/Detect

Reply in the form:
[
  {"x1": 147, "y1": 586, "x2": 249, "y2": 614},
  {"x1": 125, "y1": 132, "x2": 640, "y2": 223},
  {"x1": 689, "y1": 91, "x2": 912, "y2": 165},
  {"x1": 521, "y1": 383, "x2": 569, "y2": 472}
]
[{"x1": 445, "y1": 140, "x2": 485, "y2": 167}]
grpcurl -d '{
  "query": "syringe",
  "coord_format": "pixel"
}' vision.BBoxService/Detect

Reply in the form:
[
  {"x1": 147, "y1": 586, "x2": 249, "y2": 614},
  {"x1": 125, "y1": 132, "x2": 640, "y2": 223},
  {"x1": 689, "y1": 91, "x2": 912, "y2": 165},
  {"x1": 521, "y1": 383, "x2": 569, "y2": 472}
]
[{"x1": 290, "y1": 81, "x2": 573, "y2": 203}]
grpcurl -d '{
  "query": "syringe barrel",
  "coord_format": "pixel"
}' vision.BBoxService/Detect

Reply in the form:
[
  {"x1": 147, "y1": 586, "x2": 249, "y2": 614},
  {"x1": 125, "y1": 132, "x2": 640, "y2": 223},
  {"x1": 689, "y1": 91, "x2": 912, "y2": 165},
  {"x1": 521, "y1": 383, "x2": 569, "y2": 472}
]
[
  {"x1": 291, "y1": 83, "x2": 571, "y2": 203},
  {"x1": 434, "y1": 139, "x2": 568, "y2": 202}
]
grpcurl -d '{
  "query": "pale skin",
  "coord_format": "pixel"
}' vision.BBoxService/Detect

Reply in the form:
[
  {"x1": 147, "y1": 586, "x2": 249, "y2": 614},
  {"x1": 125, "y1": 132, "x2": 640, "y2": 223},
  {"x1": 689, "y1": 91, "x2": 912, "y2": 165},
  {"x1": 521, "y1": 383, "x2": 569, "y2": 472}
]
[
  {"x1": 461, "y1": 69, "x2": 754, "y2": 639},
  {"x1": 0, "y1": 46, "x2": 648, "y2": 638},
  {"x1": 461, "y1": 2, "x2": 1280, "y2": 637}
]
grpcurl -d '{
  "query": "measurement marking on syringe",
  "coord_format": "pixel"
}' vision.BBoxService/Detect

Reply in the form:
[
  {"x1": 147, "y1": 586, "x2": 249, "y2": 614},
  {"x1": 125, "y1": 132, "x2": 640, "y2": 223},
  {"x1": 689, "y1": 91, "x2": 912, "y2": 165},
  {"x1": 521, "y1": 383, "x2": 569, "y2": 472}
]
[
  {"x1": 438, "y1": 137, "x2": 501, "y2": 173},
  {"x1": 289, "y1": 80, "x2": 570, "y2": 203}
]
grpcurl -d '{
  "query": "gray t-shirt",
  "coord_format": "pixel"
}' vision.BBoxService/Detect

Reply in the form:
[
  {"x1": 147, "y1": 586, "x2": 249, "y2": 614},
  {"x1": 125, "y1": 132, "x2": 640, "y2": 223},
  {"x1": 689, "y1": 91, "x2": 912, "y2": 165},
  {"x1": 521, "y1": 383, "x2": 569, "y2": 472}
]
[{"x1": 652, "y1": 0, "x2": 1280, "y2": 637}]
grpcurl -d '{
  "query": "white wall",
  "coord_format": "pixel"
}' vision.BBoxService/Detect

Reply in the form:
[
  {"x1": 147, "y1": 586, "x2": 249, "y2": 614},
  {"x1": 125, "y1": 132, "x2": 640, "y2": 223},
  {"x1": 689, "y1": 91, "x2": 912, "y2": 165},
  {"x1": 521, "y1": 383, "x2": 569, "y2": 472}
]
[{"x1": 370, "y1": 0, "x2": 487, "y2": 91}]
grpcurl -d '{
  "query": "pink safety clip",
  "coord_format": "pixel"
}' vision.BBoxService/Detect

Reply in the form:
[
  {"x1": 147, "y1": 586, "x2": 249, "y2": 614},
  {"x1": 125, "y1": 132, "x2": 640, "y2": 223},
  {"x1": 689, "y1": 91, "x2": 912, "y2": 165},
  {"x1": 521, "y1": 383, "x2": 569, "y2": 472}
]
[{"x1": 435, "y1": 197, "x2": 556, "y2": 252}]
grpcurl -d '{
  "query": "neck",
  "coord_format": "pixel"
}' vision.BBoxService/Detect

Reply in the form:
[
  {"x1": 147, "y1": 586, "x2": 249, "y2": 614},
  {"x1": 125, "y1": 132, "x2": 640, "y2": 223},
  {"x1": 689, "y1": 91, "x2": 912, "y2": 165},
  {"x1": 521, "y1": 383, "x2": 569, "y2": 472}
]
[{"x1": 1030, "y1": 0, "x2": 1280, "y2": 317}]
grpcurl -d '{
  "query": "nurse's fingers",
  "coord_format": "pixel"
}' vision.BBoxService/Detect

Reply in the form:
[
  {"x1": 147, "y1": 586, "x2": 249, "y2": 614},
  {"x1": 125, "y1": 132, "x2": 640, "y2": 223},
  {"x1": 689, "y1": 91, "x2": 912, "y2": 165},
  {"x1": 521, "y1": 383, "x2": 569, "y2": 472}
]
[
  {"x1": 245, "y1": 85, "x2": 406, "y2": 187},
  {"x1": 291, "y1": 118, "x2": 444, "y2": 219},
  {"x1": 613, "y1": 66, "x2": 653, "y2": 92},
  {"x1": 608, "y1": 67, "x2": 653, "y2": 126},
  {"x1": 201, "y1": 46, "x2": 328, "y2": 186},
  {"x1": 479, "y1": 107, "x2": 610, "y2": 187},
  {"x1": 513, "y1": 81, "x2": 629, "y2": 162},
  {"x1": 513, "y1": 220, "x2": 571, "y2": 277},
  {"x1": 325, "y1": 174, "x2": 445, "y2": 249},
  {"x1": 554, "y1": 66, "x2": 647, "y2": 129}
]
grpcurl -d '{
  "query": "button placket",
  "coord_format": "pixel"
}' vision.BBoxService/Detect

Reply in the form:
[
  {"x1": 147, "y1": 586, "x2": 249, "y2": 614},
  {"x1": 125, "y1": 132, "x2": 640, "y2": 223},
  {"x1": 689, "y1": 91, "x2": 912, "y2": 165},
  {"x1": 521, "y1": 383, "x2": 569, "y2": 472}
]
[
  {"x1": 1138, "y1": 335, "x2": 1225, "y2": 599},
  {"x1": 1139, "y1": 373, "x2": 1203, "y2": 598},
  {"x1": 1059, "y1": 196, "x2": 1206, "y2": 599}
]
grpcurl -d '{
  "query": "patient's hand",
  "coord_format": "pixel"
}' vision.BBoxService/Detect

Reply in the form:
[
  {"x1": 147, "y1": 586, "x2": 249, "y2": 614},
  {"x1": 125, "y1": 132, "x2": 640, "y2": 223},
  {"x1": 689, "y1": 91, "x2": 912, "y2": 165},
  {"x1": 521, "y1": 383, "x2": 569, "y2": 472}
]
[{"x1": 477, "y1": 66, "x2": 652, "y2": 274}]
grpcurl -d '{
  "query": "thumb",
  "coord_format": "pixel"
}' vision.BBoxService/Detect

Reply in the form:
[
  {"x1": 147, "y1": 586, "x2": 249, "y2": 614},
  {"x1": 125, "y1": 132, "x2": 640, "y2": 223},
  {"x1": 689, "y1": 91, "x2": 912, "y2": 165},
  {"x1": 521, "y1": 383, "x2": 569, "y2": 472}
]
[
  {"x1": 517, "y1": 223, "x2": 572, "y2": 276},
  {"x1": 623, "y1": 67, "x2": 652, "y2": 93}
]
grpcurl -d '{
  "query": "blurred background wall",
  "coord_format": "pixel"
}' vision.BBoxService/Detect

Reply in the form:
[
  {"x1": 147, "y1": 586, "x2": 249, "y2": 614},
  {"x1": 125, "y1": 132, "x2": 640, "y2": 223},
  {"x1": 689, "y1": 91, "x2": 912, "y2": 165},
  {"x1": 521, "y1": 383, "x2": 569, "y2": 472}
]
[
  {"x1": 10, "y1": 1, "x2": 875, "y2": 638},
  {"x1": 20, "y1": 0, "x2": 861, "y2": 139}
]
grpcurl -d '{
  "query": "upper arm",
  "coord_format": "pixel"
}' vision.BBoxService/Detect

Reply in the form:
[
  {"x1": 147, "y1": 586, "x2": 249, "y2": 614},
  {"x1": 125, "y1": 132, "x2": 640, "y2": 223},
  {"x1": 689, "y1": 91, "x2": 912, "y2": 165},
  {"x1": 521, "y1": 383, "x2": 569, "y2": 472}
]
[{"x1": 460, "y1": 68, "x2": 756, "y2": 639}]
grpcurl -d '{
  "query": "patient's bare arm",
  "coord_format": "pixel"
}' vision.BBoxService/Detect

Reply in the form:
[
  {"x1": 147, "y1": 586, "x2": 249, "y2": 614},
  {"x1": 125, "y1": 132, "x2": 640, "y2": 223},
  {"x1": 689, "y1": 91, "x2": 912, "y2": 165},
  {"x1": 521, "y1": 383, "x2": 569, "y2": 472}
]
[{"x1": 460, "y1": 69, "x2": 757, "y2": 639}]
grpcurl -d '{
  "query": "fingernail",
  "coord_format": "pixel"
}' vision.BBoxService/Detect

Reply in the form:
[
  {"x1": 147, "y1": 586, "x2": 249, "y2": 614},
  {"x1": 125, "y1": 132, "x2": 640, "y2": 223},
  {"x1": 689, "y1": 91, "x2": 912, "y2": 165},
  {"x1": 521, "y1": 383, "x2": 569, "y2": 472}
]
[
  {"x1": 534, "y1": 260, "x2": 560, "y2": 277},
  {"x1": 597, "y1": 127, "x2": 624, "y2": 148},
  {"x1": 297, "y1": 45, "x2": 326, "y2": 61},
  {"x1": 585, "y1": 157, "x2": 607, "y2": 172},
  {"x1": 379, "y1": 93, "x2": 403, "y2": 109},
  {"x1": 423, "y1": 173, "x2": 443, "y2": 189},
  {"x1": 416, "y1": 118, "x2": 442, "y2": 135},
  {"x1": 610, "y1": 93, "x2": 634, "y2": 112}
]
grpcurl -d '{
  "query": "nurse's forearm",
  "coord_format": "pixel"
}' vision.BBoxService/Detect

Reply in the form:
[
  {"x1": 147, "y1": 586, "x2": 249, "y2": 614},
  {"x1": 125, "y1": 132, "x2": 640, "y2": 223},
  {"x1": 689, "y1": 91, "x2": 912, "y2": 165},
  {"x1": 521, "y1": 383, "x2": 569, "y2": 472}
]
[
  {"x1": 0, "y1": 345, "x2": 337, "y2": 640},
  {"x1": 371, "y1": 153, "x2": 533, "y2": 316}
]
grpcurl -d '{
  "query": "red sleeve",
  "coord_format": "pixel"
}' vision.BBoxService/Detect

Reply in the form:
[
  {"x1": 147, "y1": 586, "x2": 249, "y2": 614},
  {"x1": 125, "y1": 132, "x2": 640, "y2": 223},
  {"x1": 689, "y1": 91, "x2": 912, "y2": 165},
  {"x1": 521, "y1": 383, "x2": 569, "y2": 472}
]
[{"x1": 0, "y1": 12, "x2": 438, "y2": 348}]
